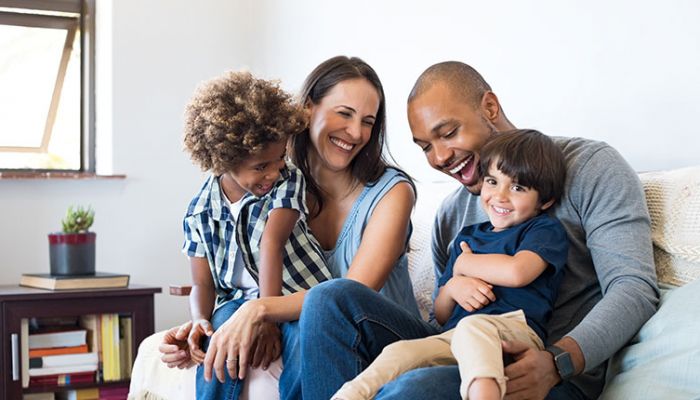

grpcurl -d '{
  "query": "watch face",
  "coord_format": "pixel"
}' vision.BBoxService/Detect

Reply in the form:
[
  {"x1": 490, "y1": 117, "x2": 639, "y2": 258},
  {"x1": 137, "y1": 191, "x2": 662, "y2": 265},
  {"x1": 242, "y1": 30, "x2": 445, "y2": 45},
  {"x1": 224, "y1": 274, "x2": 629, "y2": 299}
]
[{"x1": 554, "y1": 352, "x2": 575, "y2": 379}]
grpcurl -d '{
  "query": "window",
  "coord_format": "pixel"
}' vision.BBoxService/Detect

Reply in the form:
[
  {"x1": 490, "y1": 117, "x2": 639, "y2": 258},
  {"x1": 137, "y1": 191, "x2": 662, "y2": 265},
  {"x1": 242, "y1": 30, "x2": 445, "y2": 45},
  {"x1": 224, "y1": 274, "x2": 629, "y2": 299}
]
[{"x1": 0, "y1": 0, "x2": 95, "y2": 173}]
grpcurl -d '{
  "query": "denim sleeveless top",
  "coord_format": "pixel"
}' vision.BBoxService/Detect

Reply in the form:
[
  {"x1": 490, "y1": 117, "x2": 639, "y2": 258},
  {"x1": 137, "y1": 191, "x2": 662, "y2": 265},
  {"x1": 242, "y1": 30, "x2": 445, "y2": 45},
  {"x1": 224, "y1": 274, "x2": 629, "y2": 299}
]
[{"x1": 322, "y1": 168, "x2": 421, "y2": 317}]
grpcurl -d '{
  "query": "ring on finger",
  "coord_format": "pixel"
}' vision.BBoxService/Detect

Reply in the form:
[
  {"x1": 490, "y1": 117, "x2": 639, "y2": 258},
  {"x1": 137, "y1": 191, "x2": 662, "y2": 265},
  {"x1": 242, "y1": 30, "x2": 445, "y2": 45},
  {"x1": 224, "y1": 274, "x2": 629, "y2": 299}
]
[{"x1": 226, "y1": 358, "x2": 239, "y2": 364}]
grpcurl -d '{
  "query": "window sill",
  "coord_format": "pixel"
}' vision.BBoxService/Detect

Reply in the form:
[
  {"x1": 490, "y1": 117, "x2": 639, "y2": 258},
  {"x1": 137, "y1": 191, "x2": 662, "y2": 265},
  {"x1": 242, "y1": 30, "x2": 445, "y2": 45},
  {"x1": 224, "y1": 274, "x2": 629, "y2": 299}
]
[{"x1": 0, "y1": 171, "x2": 126, "y2": 180}]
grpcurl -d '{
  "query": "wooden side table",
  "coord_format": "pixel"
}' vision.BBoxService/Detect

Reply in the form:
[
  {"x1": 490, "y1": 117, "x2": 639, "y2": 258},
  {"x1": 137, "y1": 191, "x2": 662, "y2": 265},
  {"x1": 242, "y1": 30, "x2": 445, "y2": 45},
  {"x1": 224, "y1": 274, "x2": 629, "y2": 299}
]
[{"x1": 0, "y1": 284, "x2": 161, "y2": 398}]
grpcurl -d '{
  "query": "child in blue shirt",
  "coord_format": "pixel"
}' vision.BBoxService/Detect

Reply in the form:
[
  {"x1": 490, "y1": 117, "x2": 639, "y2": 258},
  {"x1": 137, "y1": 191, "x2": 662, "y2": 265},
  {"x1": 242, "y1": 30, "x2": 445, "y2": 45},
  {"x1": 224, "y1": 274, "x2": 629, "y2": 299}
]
[
  {"x1": 333, "y1": 129, "x2": 568, "y2": 400},
  {"x1": 180, "y1": 71, "x2": 332, "y2": 397}
]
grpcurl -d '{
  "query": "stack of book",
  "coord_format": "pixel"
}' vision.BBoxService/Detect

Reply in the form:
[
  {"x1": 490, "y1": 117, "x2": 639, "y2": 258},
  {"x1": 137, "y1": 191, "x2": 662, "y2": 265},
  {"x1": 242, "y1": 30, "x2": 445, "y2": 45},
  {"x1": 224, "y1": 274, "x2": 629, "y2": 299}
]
[
  {"x1": 27, "y1": 326, "x2": 98, "y2": 387},
  {"x1": 78, "y1": 313, "x2": 133, "y2": 383},
  {"x1": 20, "y1": 314, "x2": 134, "y2": 392}
]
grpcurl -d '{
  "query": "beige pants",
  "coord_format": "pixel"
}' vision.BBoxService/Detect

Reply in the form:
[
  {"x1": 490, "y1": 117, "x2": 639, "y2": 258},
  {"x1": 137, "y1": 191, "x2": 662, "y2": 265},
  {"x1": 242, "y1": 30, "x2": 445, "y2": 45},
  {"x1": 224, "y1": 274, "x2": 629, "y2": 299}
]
[{"x1": 332, "y1": 310, "x2": 543, "y2": 400}]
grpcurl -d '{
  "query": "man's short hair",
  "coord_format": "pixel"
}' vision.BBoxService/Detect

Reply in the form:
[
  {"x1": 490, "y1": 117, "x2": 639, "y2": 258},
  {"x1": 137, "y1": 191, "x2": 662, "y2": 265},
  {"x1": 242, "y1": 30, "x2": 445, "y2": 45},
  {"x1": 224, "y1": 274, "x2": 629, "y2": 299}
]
[
  {"x1": 408, "y1": 61, "x2": 492, "y2": 108},
  {"x1": 479, "y1": 129, "x2": 567, "y2": 205}
]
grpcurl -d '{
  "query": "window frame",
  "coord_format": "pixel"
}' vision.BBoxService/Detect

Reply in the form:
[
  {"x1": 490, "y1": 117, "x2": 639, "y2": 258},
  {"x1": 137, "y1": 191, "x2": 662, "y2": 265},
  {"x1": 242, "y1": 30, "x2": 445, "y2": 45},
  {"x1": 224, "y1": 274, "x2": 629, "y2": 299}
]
[{"x1": 0, "y1": 0, "x2": 96, "y2": 174}]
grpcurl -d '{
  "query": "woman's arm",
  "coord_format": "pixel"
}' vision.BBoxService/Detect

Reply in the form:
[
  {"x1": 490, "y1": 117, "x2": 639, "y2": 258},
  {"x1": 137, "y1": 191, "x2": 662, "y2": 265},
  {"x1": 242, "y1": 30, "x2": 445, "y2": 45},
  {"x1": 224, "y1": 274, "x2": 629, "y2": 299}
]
[{"x1": 344, "y1": 181, "x2": 415, "y2": 290}]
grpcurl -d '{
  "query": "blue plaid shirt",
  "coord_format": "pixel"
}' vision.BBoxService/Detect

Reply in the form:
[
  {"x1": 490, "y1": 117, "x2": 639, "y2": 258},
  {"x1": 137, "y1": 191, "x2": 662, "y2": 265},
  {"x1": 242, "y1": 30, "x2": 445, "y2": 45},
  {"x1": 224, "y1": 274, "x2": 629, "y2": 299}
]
[{"x1": 182, "y1": 163, "x2": 332, "y2": 308}]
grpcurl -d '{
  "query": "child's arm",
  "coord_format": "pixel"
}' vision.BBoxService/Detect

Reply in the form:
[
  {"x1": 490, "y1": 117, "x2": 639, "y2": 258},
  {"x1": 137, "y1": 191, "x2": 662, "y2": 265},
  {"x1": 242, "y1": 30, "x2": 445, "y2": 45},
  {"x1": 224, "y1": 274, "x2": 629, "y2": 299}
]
[
  {"x1": 188, "y1": 256, "x2": 216, "y2": 363},
  {"x1": 258, "y1": 208, "x2": 299, "y2": 297},
  {"x1": 434, "y1": 276, "x2": 495, "y2": 325},
  {"x1": 453, "y1": 242, "x2": 548, "y2": 287}
]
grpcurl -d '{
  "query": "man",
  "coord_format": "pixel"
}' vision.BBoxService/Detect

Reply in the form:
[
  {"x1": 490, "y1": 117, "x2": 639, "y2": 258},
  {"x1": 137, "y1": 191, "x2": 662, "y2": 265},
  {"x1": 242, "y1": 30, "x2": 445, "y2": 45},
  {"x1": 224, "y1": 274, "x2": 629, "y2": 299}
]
[{"x1": 298, "y1": 61, "x2": 659, "y2": 399}]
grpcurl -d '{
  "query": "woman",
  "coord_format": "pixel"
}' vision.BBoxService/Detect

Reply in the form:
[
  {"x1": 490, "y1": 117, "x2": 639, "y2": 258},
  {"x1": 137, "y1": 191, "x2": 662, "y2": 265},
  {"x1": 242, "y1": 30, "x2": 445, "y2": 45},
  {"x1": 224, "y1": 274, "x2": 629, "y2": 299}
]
[{"x1": 159, "y1": 55, "x2": 419, "y2": 399}]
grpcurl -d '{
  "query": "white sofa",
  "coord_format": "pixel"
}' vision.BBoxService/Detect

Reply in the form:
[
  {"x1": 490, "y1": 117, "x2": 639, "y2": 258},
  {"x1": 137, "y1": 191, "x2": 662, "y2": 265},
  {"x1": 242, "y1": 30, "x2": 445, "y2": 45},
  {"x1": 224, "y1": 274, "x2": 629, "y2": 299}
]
[{"x1": 129, "y1": 166, "x2": 700, "y2": 400}]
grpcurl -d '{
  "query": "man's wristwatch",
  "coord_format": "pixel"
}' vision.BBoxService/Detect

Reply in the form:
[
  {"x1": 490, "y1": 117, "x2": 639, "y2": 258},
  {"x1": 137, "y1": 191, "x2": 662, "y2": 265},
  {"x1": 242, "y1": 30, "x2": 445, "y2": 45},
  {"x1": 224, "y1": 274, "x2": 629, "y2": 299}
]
[{"x1": 545, "y1": 345, "x2": 575, "y2": 382}]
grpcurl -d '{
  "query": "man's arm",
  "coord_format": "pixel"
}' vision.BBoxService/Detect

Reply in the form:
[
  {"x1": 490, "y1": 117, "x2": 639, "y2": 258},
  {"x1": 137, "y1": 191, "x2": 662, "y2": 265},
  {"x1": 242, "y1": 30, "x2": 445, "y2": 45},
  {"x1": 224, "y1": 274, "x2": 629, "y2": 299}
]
[{"x1": 561, "y1": 146, "x2": 658, "y2": 372}]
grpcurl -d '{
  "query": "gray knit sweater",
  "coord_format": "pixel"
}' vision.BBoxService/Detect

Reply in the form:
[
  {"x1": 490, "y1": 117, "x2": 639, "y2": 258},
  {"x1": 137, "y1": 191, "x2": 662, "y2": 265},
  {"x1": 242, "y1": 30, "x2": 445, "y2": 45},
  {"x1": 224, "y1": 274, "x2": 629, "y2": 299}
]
[{"x1": 431, "y1": 136, "x2": 659, "y2": 399}]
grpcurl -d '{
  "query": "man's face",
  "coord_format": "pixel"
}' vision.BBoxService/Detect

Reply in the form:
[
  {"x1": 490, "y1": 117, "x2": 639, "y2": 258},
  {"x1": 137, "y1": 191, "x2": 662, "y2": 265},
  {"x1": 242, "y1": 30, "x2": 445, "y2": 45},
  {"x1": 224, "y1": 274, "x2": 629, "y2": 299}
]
[{"x1": 408, "y1": 83, "x2": 497, "y2": 194}]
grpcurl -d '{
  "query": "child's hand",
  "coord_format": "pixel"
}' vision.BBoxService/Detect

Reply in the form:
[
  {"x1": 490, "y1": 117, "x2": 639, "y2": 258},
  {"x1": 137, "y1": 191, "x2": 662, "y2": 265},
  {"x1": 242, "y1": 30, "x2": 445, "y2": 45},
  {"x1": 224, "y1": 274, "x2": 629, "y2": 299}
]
[
  {"x1": 159, "y1": 321, "x2": 195, "y2": 369},
  {"x1": 454, "y1": 241, "x2": 475, "y2": 277},
  {"x1": 188, "y1": 319, "x2": 214, "y2": 364},
  {"x1": 446, "y1": 276, "x2": 495, "y2": 312}
]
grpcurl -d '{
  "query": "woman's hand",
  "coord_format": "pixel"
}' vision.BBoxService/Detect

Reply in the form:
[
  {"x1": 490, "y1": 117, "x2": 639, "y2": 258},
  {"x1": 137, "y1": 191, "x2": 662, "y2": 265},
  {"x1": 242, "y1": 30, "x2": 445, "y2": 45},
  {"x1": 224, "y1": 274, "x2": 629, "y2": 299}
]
[
  {"x1": 446, "y1": 276, "x2": 495, "y2": 312},
  {"x1": 159, "y1": 321, "x2": 196, "y2": 369},
  {"x1": 249, "y1": 321, "x2": 282, "y2": 369},
  {"x1": 203, "y1": 299, "x2": 266, "y2": 383},
  {"x1": 188, "y1": 318, "x2": 214, "y2": 364}
]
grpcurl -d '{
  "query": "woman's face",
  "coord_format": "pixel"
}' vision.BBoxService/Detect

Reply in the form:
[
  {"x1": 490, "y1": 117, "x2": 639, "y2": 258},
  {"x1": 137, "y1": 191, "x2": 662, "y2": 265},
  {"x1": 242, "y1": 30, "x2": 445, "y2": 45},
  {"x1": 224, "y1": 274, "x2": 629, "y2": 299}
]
[{"x1": 307, "y1": 78, "x2": 380, "y2": 174}]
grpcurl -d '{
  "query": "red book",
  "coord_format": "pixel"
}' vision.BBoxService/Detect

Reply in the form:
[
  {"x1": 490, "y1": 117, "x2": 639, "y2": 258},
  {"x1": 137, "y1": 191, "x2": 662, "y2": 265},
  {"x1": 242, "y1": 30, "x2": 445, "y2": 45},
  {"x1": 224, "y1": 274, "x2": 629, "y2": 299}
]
[
  {"x1": 29, "y1": 344, "x2": 89, "y2": 358},
  {"x1": 99, "y1": 385, "x2": 128, "y2": 400},
  {"x1": 29, "y1": 371, "x2": 95, "y2": 386}
]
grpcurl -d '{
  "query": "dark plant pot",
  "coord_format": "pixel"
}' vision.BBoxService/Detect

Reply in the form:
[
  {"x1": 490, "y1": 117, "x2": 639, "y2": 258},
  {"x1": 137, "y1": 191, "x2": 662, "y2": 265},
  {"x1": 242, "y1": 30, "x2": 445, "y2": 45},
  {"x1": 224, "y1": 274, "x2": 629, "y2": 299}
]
[{"x1": 48, "y1": 232, "x2": 96, "y2": 276}]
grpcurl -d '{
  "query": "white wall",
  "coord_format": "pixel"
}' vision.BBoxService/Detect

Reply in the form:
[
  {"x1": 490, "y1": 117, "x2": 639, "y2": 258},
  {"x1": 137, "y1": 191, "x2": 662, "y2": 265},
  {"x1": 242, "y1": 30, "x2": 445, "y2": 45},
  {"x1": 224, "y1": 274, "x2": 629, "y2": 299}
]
[
  {"x1": 249, "y1": 0, "x2": 700, "y2": 181},
  {"x1": 1, "y1": 0, "x2": 698, "y2": 331}
]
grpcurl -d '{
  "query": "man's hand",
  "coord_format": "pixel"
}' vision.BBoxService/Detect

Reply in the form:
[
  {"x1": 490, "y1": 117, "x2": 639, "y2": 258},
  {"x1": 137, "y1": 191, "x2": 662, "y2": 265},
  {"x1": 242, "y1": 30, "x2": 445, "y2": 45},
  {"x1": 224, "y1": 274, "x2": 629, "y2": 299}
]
[
  {"x1": 446, "y1": 276, "x2": 495, "y2": 312},
  {"x1": 248, "y1": 322, "x2": 282, "y2": 369},
  {"x1": 502, "y1": 340, "x2": 560, "y2": 400}
]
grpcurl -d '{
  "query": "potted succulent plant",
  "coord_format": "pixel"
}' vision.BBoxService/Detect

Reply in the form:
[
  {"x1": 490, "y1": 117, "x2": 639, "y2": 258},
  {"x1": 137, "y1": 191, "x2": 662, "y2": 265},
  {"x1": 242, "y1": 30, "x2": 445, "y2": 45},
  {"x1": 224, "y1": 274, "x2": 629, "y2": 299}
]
[{"x1": 49, "y1": 206, "x2": 96, "y2": 276}]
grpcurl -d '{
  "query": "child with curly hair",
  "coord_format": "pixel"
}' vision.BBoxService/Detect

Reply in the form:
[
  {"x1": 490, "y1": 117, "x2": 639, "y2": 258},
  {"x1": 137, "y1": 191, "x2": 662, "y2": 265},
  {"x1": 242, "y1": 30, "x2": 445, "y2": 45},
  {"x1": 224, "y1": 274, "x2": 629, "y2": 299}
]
[{"x1": 180, "y1": 71, "x2": 332, "y2": 397}]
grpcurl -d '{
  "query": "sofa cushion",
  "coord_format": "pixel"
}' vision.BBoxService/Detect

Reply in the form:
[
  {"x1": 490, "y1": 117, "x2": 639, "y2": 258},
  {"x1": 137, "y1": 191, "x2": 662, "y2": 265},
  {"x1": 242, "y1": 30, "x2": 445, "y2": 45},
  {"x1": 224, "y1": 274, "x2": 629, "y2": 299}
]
[
  {"x1": 600, "y1": 278, "x2": 700, "y2": 399},
  {"x1": 640, "y1": 166, "x2": 700, "y2": 286},
  {"x1": 408, "y1": 181, "x2": 459, "y2": 320}
]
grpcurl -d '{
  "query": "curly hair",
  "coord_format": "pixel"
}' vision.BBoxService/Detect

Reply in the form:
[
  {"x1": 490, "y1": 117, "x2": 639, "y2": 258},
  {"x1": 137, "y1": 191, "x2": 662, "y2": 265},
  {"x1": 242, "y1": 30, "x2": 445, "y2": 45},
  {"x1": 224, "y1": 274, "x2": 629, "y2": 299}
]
[{"x1": 184, "y1": 71, "x2": 306, "y2": 175}]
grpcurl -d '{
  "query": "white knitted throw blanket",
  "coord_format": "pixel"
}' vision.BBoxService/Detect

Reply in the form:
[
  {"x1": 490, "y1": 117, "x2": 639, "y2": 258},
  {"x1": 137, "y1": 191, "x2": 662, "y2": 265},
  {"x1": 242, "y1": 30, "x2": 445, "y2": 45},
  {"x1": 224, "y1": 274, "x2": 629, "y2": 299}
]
[{"x1": 641, "y1": 166, "x2": 700, "y2": 286}]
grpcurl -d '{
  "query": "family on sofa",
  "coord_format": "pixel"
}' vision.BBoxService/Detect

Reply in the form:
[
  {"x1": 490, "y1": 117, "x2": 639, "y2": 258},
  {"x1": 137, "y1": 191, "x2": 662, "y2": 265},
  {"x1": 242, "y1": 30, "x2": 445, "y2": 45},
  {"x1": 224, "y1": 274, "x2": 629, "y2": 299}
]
[{"x1": 155, "y1": 55, "x2": 660, "y2": 400}]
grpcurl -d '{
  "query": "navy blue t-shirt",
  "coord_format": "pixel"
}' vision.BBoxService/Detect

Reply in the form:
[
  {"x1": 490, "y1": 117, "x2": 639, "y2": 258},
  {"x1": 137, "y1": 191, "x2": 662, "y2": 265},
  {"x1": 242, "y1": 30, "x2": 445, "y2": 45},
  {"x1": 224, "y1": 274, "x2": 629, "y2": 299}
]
[{"x1": 437, "y1": 213, "x2": 568, "y2": 340}]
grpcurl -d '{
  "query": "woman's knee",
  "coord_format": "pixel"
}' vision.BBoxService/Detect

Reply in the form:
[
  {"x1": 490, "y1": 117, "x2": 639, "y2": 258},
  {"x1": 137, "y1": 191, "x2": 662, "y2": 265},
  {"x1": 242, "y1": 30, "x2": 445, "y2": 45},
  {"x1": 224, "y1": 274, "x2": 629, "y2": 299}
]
[{"x1": 304, "y1": 278, "x2": 367, "y2": 310}]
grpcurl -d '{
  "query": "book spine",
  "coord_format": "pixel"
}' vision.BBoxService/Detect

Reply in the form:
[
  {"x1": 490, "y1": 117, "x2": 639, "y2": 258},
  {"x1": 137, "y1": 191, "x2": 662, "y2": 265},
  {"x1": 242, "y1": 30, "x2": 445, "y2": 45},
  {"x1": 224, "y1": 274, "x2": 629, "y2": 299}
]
[
  {"x1": 29, "y1": 344, "x2": 89, "y2": 358},
  {"x1": 28, "y1": 330, "x2": 87, "y2": 349}
]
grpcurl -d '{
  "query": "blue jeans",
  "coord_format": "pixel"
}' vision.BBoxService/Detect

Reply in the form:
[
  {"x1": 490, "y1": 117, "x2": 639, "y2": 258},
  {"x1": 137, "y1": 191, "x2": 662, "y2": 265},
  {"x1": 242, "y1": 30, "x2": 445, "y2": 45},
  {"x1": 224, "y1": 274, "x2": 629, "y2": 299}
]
[
  {"x1": 196, "y1": 298, "x2": 246, "y2": 400},
  {"x1": 279, "y1": 321, "x2": 301, "y2": 400},
  {"x1": 196, "y1": 299, "x2": 301, "y2": 400},
  {"x1": 294, "y1": 279, "x2": 589, "y2": 400},
  {"x1": 294, "y1": 279, "x2": 439, "y2": 399},
  {"x1": 374, "y1": 366, "x2": 587, "y2": 399}
]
